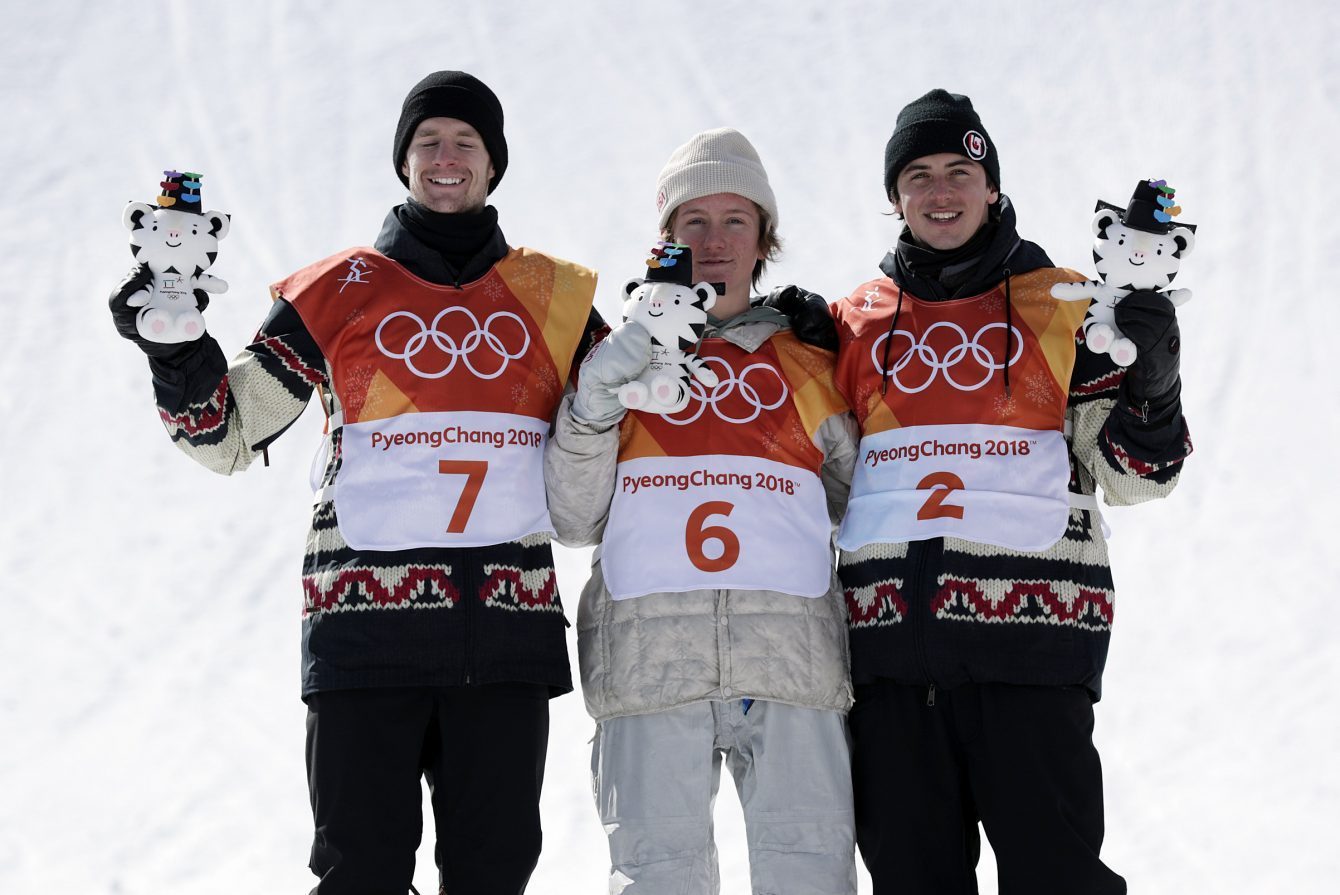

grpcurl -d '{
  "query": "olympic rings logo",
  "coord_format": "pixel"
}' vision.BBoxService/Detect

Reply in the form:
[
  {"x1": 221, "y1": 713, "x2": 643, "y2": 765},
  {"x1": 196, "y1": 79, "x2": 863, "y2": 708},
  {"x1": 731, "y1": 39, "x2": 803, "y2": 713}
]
[
  {"x1": 375, "y1": 307, "x2": 531, "y2": 380},
  {"x1": 663, "y1": 355, "x2": 789, "y2": 425},
  {"x1": 871, "y1": 322, "x2": 1023, "y2": 393}
]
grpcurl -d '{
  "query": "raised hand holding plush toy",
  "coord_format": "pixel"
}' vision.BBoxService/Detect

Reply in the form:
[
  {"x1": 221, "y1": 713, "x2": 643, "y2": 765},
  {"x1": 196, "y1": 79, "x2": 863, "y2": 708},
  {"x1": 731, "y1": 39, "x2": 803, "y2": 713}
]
[
  {"x1": 618, "y1": 243, "x2": 720, "y2": 414},
  {"x1": 1051, "y1": 179, "x2": 1196, "y2": 367},
  {"x1": 121, "y1": 170, "x2": 230, "y2": 344}
]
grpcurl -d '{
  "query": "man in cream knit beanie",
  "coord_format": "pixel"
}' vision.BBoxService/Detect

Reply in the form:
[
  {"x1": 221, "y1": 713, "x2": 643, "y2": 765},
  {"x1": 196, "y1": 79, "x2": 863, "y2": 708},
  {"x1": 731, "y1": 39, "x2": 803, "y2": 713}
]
[
  {"x1": 653, "y1": 128, "x2": 783, "y2": 298},
  {"x1": 548, "y1": 123, "x2": 860, "y2": 895},
  {"x1": 655, "y1": 127, "x2": 780, "y2": 232}
]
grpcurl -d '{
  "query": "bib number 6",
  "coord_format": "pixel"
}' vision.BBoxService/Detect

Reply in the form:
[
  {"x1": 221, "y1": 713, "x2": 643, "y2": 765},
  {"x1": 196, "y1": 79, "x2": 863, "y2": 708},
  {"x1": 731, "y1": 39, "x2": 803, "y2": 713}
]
[{"x1": 686, "y1": 501, "x2": 740, "y2": 572}]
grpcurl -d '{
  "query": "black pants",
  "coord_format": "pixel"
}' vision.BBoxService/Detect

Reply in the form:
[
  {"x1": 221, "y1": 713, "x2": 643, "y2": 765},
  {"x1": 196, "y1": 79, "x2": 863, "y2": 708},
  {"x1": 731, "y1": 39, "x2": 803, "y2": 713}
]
[
  {"x1": 305, "y1": 683, "x2": 550, "y2": 895},
  {"x1": 849, "y1": 680, "x2": 1126, "y2": 895}
]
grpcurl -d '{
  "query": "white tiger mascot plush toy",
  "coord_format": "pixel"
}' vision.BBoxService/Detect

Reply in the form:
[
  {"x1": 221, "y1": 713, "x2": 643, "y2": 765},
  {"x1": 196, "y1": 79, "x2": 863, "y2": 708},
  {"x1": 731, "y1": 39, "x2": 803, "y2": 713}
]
[
  {"x1": 1051, "y1": 179, "x2": 1195, "y2": 367},
  {"x1": 618, "y1": 243, "x2": 720, "y2": 415},
  {"x1": 122, "y1": 171, "x2": 230, "y2": 344}
]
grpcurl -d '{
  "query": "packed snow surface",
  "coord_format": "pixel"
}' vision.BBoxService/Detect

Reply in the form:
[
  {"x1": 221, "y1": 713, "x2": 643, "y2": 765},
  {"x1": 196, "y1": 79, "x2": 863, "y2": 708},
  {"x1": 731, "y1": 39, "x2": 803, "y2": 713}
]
[{"x1": 2, "y1": 2, "x2": 1335, "y2": 892}]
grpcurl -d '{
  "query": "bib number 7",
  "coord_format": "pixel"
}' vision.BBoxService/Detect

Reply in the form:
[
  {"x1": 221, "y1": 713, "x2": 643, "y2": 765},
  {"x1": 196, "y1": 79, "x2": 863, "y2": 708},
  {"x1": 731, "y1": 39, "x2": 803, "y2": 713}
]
[{"x1": 438, "y1": 459, "x2": 489, "y2": 533}]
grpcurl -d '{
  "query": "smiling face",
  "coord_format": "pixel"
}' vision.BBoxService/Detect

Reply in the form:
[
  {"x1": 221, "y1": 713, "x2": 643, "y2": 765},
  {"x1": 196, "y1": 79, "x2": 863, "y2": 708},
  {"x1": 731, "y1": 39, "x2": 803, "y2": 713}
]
[
  {"x1": 400, "y1": 117, "x2": 495, "y2": 213},
  {"x1": 1092, "y1": 217, "x2": 1192, "y2": 290},
  {"x1": 892, "y1": 152, "x2": 999, "y2": 250},
  {"x1": 125, "y1": 205, "x2": 228, "y2": 276},
  {"x1": 667, "y1": 192, "x2": 767, "y2": 317},
  {"x1": 622, "y1": 279, "x2": 716, "y2": 350}
]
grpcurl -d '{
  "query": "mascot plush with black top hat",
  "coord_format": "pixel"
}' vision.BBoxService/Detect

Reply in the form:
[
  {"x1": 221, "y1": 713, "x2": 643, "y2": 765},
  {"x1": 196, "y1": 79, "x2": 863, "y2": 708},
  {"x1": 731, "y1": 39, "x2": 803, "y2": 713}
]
[
  {"x1": 618, "y1": 242, "x2": 720, "y2": 415},
  {"x1": 1052, "y1": 179, "x2": 1196, "y2": 367},
  {"x1": 122, "y1": 171, "x2": 230, "y2": 343}
]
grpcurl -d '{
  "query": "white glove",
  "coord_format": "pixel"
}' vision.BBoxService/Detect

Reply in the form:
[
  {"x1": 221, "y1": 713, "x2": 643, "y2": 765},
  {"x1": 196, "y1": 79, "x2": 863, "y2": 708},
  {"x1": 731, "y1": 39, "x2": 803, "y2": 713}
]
[{"x1": 571, "y1": 322, "x2": 652, "y2": 428}]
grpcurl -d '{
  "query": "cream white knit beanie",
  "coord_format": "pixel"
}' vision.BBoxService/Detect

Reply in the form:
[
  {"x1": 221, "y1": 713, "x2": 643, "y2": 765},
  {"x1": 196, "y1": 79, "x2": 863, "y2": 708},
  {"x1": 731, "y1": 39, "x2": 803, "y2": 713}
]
[{"x1": 654, "y1": 128, "x2": 779, "y2": 231}]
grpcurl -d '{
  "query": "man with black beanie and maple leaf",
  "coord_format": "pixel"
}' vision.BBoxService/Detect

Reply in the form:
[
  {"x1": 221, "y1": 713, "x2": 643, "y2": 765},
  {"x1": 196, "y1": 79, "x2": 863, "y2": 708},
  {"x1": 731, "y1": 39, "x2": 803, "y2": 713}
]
[{"x1": 771, "y1": 88, "x2": 1192, "y2": 894}]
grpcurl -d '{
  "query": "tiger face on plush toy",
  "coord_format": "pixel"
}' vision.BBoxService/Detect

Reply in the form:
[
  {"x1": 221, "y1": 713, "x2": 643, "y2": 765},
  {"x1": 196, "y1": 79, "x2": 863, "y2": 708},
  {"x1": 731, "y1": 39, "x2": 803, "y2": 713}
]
[
  {"x1": 122, "y1": 171, "x2": 230, "y2": 344},
  {"x1": 618, "y1": 243, "x2": 720, "y2": 415},
  {"x1": 1051, "y1": 179, "x2": 1195, "y2": 367}
]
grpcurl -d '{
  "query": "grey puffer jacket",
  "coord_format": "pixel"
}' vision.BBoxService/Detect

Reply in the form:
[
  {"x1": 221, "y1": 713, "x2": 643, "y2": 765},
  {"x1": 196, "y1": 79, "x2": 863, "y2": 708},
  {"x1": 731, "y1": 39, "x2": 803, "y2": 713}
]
[{"x1": 545, "y1": 315, "x2": 859, "y2": 722}]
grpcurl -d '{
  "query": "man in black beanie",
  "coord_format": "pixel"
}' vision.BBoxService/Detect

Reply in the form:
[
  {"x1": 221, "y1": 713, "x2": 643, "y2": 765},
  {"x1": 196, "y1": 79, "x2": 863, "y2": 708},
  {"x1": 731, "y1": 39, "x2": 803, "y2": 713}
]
[
  {"x1": 110, "y1": 71, "x2": 606, "y2": 894},
  {"x1": 782, "y1": 89, "x2": 1193, "y2": 894},
  {"x1": 880, "y1": 88, "x2": 1002, "y2": 253},
  {"x1": 393, "y1": 69, "x2": 509, "y2": 210}
]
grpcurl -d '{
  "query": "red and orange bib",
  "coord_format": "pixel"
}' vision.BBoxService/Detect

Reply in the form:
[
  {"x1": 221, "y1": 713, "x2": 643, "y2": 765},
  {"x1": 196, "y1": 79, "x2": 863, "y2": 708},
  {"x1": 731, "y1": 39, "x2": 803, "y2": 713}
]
[
  {"x1": 833, "y1": 269, "x2": 1087, "y2": 551},
  {"x1": 602, "y1": 332, "x2": 848, "y2": 599},
  {"x1": 274, "y1": 247, "x2": 596, "y2": 549}
]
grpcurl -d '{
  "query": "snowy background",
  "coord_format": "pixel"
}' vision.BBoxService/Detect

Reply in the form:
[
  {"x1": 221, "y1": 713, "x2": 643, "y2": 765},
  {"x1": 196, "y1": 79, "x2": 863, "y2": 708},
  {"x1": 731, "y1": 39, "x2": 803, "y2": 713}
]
[{"x1": 2, "y1": 1, "x2": 1336, "y2": 893}]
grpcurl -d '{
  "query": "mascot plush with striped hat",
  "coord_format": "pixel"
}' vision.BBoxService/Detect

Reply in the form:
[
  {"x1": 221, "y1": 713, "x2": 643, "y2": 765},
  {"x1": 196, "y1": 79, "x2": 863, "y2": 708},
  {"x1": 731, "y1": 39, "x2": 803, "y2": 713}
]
[
  {"x1": 121, "y1": 171, "x2": 230, "y2": 344},
  {"x1": 617, "y1": 242, "x2": 721, "y2": 415},
  {"x1": 1052, "y1": 179, "x2": 1196, "y2": 367}
]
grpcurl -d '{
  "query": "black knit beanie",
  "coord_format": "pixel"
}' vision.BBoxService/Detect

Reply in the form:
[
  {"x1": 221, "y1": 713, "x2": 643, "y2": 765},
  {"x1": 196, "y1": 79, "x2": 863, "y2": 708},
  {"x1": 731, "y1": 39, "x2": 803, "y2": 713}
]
[
  {"x1": 883, "y1": 89, "x2": 999, "y2": 197},
  {"x1": 393, "y1": 71, "x2": 508, "y2": 192}
]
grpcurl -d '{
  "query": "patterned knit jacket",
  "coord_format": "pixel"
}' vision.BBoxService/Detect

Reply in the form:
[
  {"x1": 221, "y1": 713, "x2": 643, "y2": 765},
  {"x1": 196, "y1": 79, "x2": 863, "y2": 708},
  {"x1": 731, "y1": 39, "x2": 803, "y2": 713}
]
[
  {"x1": 146, "y1": 207, "x2": 605, "y2": 697},
  {"x1": 835, "y1": 201, "x2": 1192, "y2": 700}
]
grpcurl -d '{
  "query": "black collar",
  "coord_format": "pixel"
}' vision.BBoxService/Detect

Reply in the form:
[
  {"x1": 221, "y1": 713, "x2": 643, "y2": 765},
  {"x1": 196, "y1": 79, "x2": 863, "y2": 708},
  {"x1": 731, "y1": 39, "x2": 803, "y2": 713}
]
[
  {"x1": 374, "y1": 199, "x2": 508, "y2": 287},
  {"x1": 878, "y1": 196, "x2": 1051, "y2": 300}
]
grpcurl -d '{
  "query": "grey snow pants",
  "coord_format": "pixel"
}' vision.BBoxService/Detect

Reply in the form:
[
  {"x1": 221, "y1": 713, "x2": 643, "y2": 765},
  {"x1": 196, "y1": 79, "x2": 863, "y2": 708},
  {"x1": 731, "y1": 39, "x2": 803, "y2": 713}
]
[{"x1": 591, "y1": 699, "x2": 857, "y2": 895}]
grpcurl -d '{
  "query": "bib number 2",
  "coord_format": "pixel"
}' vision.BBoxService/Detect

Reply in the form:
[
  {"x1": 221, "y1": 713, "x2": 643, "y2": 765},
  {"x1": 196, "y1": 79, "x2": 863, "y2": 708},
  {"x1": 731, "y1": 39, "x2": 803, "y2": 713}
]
[
  {"x1": 917, "y1": 472, "x2": 965, "y2": 521},
  {"x1": 686, "y1": 501, "x2": 740, "y2": 572}
]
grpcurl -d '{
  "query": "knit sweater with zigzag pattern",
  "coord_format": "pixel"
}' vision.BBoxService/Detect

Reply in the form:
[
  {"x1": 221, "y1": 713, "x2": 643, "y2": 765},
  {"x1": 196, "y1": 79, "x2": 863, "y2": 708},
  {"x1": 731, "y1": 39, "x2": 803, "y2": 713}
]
[
  {"x1": 146, "y1": 206, "x2": 605, "y2": 697},
  {"x1": 835, "y1": 198, "x2": 1191, "y2": 700}
]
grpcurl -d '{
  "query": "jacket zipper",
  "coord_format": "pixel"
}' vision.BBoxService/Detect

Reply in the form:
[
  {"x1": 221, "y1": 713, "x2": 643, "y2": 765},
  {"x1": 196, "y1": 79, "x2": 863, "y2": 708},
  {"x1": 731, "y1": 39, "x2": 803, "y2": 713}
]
[
  {"x1": 717, "y1": 589, "x2": 730, "y2": 698},
  {"x1": 907, "y1": 537, "x2": 943, "y2": 699},
  {"x1": 462, "y1": 556, "x2": 474, "y2": 685}
]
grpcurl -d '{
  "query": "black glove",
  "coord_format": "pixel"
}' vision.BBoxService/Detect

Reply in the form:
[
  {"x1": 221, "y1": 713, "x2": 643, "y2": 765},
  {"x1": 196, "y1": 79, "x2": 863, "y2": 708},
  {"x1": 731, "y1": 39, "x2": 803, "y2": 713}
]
[
  {"x1": 108, "y1": 264, "x2": 209, "y2": 361},
  {"x1": 763, "y1": 284, "x2": 838, "y2": 352},
  {"x1": 1114, "y1": 289, "x2": 1181, "y2": 419}
]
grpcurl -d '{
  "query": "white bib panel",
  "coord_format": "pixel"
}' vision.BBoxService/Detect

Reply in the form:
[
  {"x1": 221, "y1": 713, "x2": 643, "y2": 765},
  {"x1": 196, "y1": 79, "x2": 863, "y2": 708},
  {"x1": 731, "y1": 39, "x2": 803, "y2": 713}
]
[
  {"x1": 602, "y1": 454, "x2": 832, "y2": 600},
  {"x1": 333, "y1": 410, "x2": 552, "y2": 549},
  {"x1": 837, "y1": 423, "x2": 1071, "y2": 552}
]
